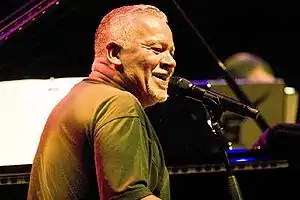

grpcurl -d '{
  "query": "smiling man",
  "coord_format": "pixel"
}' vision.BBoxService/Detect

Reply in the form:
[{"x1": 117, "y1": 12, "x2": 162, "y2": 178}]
[{"x1": 27, "y1": 4, "x2": 176, "y2": 200}]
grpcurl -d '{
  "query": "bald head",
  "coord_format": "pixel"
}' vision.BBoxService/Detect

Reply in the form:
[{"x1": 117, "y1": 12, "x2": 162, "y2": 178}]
[
  {"x1": 94, "y1": 4, "x2": 168, "y2": 58},
  {"x1": 224, "y1": 52, "x2": 274, "y2": 79}
]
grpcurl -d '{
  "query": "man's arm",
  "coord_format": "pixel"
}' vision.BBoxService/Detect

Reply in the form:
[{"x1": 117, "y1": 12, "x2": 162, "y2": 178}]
[{"x1": 94, "y1": 116, "x2": 153, "y2": 199}]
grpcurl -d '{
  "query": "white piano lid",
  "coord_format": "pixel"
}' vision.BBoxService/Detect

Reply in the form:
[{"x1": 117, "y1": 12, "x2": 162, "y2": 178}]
[{"x1": 0, "y1": 77, "x2": 85, "y2": 166}]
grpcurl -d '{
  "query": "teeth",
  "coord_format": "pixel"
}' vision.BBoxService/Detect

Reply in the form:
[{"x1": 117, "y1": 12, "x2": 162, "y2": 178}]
[{"x1": 153, "y1": 73, "x2": 167, "y2": 80}]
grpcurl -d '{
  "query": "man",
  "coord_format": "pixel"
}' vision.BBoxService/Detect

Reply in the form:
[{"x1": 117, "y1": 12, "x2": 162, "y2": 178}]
[
  {"x1": 224, "y1": 52, "x2": 275, "y2": 82},
  {"x1": 27, "y1": 4, "x2": 176, "y2": 200}
]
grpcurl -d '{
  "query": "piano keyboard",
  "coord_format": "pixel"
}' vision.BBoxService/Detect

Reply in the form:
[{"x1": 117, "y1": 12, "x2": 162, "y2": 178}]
[{"x1": 168, "y1": 160, "x2": 289, "y2": 175}]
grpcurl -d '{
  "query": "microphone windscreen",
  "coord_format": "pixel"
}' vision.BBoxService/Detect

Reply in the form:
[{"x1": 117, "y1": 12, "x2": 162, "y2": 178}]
[{"x1": 169, "y1": 76, "x2": 191, "y2": 90}]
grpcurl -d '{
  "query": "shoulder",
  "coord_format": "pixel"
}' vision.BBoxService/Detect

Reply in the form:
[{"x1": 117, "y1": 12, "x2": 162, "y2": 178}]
[
  {"x1": 71, "y1": 80, "x2": 143, "y2": 112},
  {"x1": 56, "y1": 80, "x2": 145, "y2": 123},
  {"x1": 96, "y1": 89, "x2": 144, "y2": 119},
  {"x1": 72, "y1": 81, "x2": 146, "y2": 122},
  {"x1": 91, "y1": 87, "x2": 148, "y2": 135}
]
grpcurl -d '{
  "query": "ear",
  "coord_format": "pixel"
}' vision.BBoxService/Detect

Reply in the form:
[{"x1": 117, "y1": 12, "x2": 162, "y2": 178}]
[{"x1": 106, "y1": 41, "x2": 122, "y2": 65}]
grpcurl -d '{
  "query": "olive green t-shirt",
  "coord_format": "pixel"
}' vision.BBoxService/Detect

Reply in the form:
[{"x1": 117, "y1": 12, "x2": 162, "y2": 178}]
[{"x1": 27, "y1": 78, "x2": 170, "y2": 200}]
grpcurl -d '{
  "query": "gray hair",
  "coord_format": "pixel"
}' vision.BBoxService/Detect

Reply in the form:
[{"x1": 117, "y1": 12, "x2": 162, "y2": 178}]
[{"x1": 94, "y1": 4, "x2": 168, "y2": 58}]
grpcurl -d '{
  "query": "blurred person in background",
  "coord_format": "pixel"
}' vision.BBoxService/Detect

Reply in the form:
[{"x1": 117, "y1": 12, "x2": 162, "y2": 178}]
[{"x1": 224, "y1": 52, "x2": 275, "y2": 82}]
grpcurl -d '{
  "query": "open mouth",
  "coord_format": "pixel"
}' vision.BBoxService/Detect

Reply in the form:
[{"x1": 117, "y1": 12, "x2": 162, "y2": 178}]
[{"x1": 152, "y1": 73, "x2": 168, "y2": 81}]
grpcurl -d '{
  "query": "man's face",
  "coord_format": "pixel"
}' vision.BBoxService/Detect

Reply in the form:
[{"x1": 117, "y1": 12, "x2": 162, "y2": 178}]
[{"x1": 119, "y1": 15, "x2": 176, "y2": 107}]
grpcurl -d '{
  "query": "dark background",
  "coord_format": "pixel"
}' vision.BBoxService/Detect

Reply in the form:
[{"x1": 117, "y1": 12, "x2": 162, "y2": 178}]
[{"x1": 1, "y1": 1, "x2": 299, "y2": 86}]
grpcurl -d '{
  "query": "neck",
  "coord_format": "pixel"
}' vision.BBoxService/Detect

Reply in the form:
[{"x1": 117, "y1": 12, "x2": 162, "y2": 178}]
[
  {"x1": 89, "y1": 57, "x2": 126, "y2": 89},
  {"x1": 89, "y1": 57, "x2": 151, "y2": 108}
]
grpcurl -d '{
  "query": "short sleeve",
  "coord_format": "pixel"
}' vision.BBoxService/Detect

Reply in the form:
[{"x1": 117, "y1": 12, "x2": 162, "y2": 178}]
[{"x1": 94, "y1": 116, "x2": 153, "y2": 200}]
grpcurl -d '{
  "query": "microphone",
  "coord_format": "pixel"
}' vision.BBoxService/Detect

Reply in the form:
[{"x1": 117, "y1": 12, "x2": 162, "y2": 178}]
[{"x1": 169, "y1": 76, "x2": 260, "y2": 119}]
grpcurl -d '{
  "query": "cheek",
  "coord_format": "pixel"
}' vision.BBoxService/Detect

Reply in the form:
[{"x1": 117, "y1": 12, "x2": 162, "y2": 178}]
[
  {"x1": 140, "y1": 61, "x2": 159, "y2": 81},
  {"x1": 123, "y1": 52, "x2": 161, "y2": 79},
  {"x1": 140, "y1": 55, "x2": 161, "y2": 70}
]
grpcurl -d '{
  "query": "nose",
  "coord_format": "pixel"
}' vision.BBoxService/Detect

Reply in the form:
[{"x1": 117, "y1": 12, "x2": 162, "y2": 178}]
[{"x1": 161, "y1": 51, "x2": 176, "y2": 69}]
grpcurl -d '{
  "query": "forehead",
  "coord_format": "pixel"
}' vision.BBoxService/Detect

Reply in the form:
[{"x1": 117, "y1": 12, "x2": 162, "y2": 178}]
[{"x1": 133, "y1": 15, "x2": 174, "y2": 45}]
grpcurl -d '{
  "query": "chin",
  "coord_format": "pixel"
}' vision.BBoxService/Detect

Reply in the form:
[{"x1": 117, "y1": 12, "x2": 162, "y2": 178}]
[
  {"x1": 146, "y1": 82, "x2": 169, "y2": 105},
  {"x1": 149, "y1": 88, "x2": 169, "y2": 103}
]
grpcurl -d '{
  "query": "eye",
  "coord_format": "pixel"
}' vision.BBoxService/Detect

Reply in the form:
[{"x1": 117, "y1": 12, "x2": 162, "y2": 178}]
[{"x1": 151, "y1": 47, "x2": 163, "y2": 54}]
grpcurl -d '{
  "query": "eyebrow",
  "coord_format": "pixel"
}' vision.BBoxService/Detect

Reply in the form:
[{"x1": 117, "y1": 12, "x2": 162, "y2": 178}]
[{"x1": 143, "y1": 41, "x2": 175, "y2": 52}]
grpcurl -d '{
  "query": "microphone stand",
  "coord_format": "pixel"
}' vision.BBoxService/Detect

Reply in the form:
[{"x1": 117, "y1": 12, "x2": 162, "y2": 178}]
[{"x1": 203, "y1": 102, "x2": 243, "y2": 200}]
